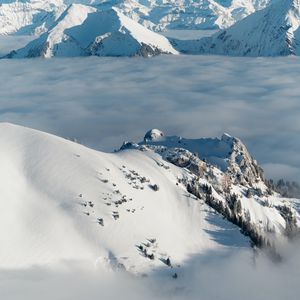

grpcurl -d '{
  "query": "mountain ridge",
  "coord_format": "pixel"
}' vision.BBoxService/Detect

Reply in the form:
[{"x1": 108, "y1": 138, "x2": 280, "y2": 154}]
[
  {"x1": 0, "y1": 0, "x2": 273, "y2": 35},
  {"x1": 121, "y1": 128, "x2": 300, "y2": 247},
  {"x1": 0, "y1": 122, "x2": 251, "y2": 272},
  {"x1": 0, "y1": 122, "x2": 297, "y2": 272}
]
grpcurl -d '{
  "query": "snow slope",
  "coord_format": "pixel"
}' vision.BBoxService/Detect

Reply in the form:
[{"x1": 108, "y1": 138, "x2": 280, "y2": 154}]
[
  {"x1": 176, "y1": 0, "x2": 300, "y2": 56},
  {"x1": 6, "y1": 4, "x2": 177, "y2": 58},
  {"x1": 0, "y1": 122, "x2": 248, "y2": 272},
  {"x1": 0, "y1": 123, "x2": 298, "y2": 272}
]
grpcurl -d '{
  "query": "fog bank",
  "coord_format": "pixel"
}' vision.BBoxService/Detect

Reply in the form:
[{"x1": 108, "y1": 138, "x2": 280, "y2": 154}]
[
  {"x1": 0, "y1": 55, "x2": 300, "y2": 181},
  {"x1": 1, "y1": 243, "x2": 300, "y2": 300}
]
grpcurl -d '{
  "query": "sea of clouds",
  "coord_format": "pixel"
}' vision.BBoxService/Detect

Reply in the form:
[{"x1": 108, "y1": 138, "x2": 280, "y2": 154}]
[{"x1": 1, "y1": 54, "x2": 300, "y2": 181}]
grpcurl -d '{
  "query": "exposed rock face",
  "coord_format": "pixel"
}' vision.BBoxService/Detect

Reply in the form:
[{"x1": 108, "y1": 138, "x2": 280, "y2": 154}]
[{"x1": 223, "y1": 134, "x2": 265, "y2": 185}]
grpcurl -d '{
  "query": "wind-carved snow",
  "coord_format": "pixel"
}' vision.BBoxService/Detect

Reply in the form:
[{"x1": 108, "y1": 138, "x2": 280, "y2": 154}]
[
  {"x1": 1, "y1": 123, "x2": 298, "y2": 273},
  {"x1": 6, "y1": 4, "x2": 178, "y2": 58}
]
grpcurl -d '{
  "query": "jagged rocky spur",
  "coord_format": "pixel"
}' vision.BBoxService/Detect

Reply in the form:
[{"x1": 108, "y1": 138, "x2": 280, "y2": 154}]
[{"x1": 121, "y1": 129, "x2": 300, "y2": 248}]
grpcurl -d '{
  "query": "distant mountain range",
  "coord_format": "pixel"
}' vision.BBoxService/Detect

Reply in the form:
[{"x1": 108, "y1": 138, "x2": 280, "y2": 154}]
[
  {"x1": 172, "y1": 0, "x2": 300, "y2": 56},
  {"x1": 0, "y1": 0, "x2": 272, "y2": 35},
  {"x1": 6, "y1": 4, "x2": 177, "y2": 58},
  {"x1": 3, "y1": 0, "x2": 300, "y2": 57}
]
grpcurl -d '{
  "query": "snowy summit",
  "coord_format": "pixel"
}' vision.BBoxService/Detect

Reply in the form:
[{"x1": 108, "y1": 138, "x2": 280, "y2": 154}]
[
  {"x1": 144, "y1": 129, "x2": 164, "y2": 142},
  {"x1": 6, "y1": 4, "x2": 178, "y2": 58}
]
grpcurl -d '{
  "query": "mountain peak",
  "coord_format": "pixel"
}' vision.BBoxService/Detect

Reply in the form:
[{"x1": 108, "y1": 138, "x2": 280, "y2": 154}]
[
  {"x1": 144, "y1": 129, "x2": 164, "y2": 142},
  {"x1": 221, "y1": 132, "x2": 234, "y2": 142},
  {"x1": 118, "y1": 128, "x2": 300, "y2": 248},
  {"x1": 6, "y1": 4, "x2": 177, "y2": 58},
  {"x1": 121, "y1": 130, "x2": 263, "y2": 185}
]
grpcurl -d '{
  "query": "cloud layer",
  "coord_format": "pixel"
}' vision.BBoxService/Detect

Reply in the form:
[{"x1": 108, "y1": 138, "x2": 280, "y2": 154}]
[
  {"x1": 1, "y1": 243, "x2": 300, "y2": 300},
  {"x1": 0, "y1": 54, "x2": 300, "y2": 181}
]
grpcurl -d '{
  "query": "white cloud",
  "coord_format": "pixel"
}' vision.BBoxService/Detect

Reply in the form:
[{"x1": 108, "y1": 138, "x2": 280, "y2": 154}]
[
  {"x1": 0, "y1": 51, "x2": 300, "y2": 182},
  {"x1": 1, "y1": 242, "x2": 300, "y2": 300},
  {"x1": 263, "y1": 163, "x2": 300, "y2": 182}
]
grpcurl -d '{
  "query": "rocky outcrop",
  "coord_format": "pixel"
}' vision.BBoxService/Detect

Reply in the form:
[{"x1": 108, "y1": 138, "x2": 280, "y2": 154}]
[{"x1": 120, "y1": 130, "x2": 300, "y2": 248}]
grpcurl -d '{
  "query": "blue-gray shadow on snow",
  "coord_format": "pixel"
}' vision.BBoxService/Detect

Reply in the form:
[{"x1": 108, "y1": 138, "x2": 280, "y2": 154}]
[{"x1": 204, "y1": 213, "x2": 250, "y2": 248}]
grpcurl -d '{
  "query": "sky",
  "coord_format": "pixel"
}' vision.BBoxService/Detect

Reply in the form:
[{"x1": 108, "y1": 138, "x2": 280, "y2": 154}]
[{"x1": 1, "y1": 54, "x2": 300, "y2": 181}]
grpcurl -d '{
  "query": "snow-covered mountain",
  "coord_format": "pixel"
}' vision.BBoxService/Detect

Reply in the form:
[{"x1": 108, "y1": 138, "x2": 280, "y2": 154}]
[
  {"x1": 0, "y1": 0, "x2": 272, "y2": 35},
  {"x1": 0, "y1": 123, "x2": 299, "y2": 272},
  {"x1": 96, "y1": 0, "x2": 235, "y2": 30},
  {"x1": 175, "y1": 0, "x2": 300, "y2": 56},
  {"x1": 6, "y1": 4, "x2": 177, "y2": 58},
  {"x1": 122, "y1": 129, "x2": 300, "y2": 247}
]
